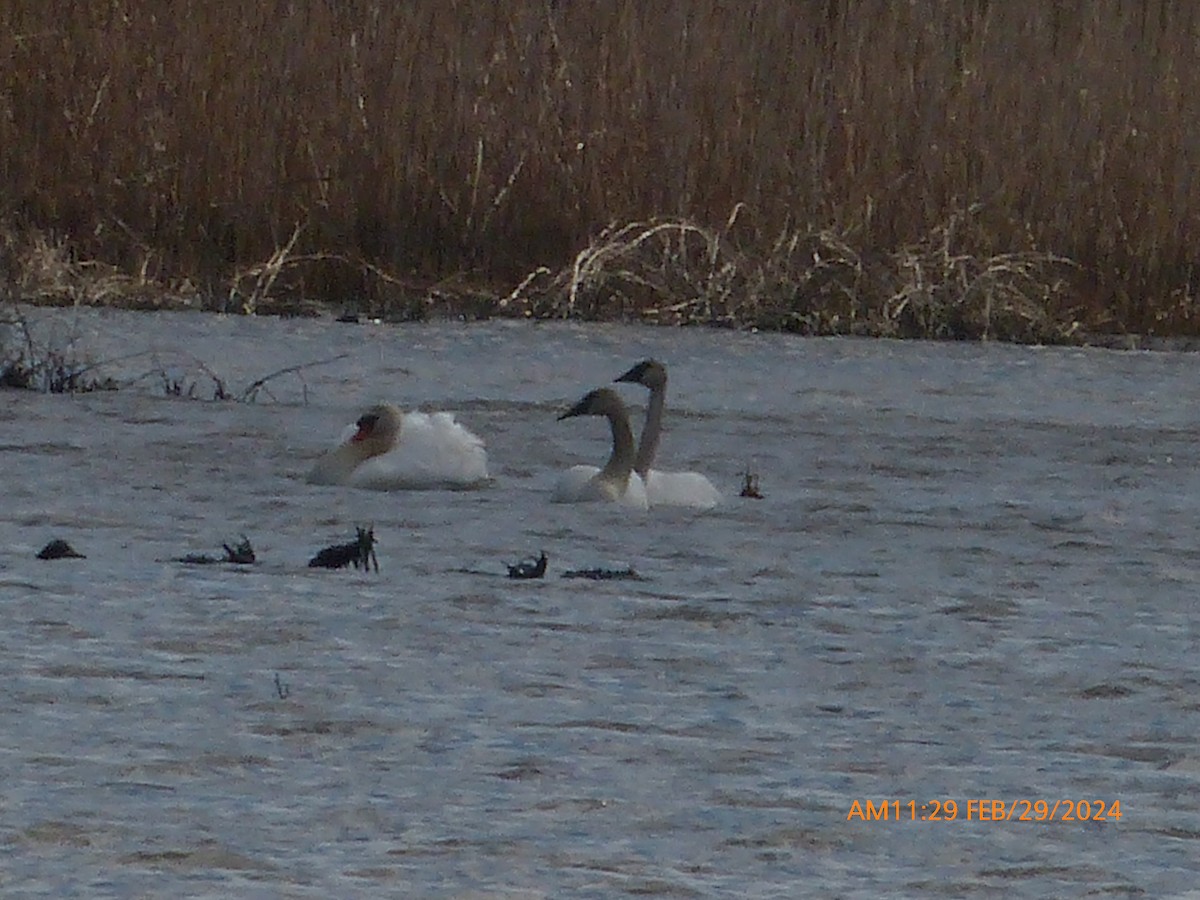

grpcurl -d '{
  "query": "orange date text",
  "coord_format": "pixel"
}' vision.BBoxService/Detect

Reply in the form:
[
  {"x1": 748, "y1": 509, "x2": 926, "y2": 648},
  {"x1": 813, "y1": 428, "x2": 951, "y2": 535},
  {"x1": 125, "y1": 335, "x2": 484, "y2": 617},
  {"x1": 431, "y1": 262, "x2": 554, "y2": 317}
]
[{"x1": 846, "y1": 799, "x2": 1122, "y2": 822}]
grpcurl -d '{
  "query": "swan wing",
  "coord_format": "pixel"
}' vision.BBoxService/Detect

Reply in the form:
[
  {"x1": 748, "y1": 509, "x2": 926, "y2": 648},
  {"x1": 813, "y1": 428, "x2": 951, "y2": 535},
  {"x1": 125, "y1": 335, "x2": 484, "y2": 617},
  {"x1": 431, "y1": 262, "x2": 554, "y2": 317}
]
[
  {"x1": 351, "y1": 411, "x2": 488, "y2": 489},
  {"x1": 644, "y1": 469, "x2": 721, "y2": 509},
  {"x1": 312, "y1": 409, "x2": 489, "y2": 490},
  {"x1": 553, "y1": 465, "x2": 602, "y2": 502},
  {"x1": 620, "y1": 472, "x2": 650, "y2": 510},
  {"x1": 553, "y1": 466, "x2": 648, "y2": 510}
]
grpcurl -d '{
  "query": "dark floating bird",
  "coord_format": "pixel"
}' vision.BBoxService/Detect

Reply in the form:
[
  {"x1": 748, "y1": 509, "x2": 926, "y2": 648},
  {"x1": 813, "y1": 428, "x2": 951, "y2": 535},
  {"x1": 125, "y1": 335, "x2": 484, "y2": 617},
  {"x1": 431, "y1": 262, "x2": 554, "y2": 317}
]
[
  {"x1": 561, "y1": 565, "x2": 645, "y2": 581},
  {"x1": 739, "y1": 468, "x2": 764, "y2": 499},
  {"x1": 309, "y1": 525, "x2": 379, "y2": 572},
  {"x1": 36, "y1": 539, "x2": 85, "y2": 560},
  {"x1": 178, "y1": 535, "x2": 256, "y2": 565},
  {"x1": 507, "y1": 551, "x2": 548, "y2": 579}
]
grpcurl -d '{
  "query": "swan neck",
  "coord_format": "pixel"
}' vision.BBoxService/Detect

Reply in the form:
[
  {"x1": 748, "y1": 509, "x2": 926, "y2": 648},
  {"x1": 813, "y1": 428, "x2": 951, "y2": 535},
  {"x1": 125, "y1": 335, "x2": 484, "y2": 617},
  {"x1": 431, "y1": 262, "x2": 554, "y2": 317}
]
[
  {"x1": 308, "y1": 441, "x2": 368, "y2": 484},
  {"x1": 636, "y1": 384, "x2": 666, "y2": 478},
  {"x1": 600, "y1": 406, "x2": 637, "y2": 485}
]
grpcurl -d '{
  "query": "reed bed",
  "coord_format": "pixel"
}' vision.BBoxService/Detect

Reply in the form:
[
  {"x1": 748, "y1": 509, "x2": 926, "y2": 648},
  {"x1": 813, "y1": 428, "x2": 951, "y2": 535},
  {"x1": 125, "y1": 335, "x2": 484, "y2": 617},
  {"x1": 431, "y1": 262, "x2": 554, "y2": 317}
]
[{"x1": 2, "y1": 1, "x2": 1198, "y2": 340}]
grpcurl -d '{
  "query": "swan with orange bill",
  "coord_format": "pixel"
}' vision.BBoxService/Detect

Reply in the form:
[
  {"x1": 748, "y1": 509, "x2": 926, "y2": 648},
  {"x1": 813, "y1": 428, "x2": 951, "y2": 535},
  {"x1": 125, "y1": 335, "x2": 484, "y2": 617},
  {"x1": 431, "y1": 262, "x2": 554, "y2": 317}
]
[{"x1": 307, "y1": 403, "x2": 489, "y2": 490}]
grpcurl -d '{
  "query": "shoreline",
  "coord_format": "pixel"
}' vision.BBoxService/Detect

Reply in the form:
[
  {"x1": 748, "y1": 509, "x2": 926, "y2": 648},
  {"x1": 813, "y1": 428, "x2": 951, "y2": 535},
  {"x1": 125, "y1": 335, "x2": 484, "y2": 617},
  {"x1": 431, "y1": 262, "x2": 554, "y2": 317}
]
[
  {"x1": 4, "y1": 211, "x2": 1190, "y2": 349},
  {"x1": 7, "y1": 292, "x2": 1199, "y2": 355}
]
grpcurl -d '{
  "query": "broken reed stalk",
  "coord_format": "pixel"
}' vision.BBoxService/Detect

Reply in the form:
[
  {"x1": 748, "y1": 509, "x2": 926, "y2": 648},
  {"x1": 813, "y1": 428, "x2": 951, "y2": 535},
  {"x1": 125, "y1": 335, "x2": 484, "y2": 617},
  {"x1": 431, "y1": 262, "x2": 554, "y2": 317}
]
[{"x1": 232, "y1": 224, "x2": 303, "y2": 315}]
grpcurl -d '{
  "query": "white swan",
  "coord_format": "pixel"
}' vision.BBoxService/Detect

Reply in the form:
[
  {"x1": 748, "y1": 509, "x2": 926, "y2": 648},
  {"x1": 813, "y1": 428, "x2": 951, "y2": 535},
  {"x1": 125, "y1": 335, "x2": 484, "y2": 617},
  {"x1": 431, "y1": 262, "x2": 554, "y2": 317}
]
[
  {"x1": 553, "y1": 388, "x2": 648, "y2": 509},
  {"x1": 615, "y1": 359, "x2": 721, "y2": 509},
  {"x1": 307, "y1": 403, "x2": 489, "y2": 490}
]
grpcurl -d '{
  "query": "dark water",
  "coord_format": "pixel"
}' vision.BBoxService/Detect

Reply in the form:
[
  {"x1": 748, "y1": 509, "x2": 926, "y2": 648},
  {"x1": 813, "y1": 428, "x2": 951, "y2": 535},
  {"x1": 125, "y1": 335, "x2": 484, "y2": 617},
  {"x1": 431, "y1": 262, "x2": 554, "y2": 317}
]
[{"x1": 2, "y1": 309, "x2": 1198, "y2": 897}]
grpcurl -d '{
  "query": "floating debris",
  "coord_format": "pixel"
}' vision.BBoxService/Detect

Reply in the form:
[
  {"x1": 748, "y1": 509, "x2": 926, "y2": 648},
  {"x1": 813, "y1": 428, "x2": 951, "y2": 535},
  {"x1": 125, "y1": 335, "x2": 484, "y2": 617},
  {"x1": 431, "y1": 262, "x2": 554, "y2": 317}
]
[
  {"x1": 561, "y1": 566, "x2": 646, "y2": 581},
  {"x1": 158, "y1": 368, "x2": 230, "y2": 401},
  {"x1": 178, "y1": 535, "x2": 256, "y2": 565},
  {"x1": 36, "y1": 539, "x2": 85, "y2": 560},
  {"x1": 308, "y1": 525, "x2": 379, "y2": 572},
  {"x1": 222, "y1": 536, "x2": 256, "y2": 564},
  {"x1": 739, "y1": 468, "x2": 764, "y2": 499},
  {"x1": 507, "y1": 551, "x2": 548, "y2": 580},
  {"x1": 1, "y1": 354, "x2": 118, "y2": 394}
]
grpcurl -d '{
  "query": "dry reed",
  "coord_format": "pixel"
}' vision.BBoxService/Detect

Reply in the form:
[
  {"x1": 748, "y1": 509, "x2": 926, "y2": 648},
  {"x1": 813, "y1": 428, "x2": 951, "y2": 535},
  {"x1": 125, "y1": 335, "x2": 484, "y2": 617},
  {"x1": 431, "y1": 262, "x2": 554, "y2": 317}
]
[{"x1": 2, "y1": 1, "x2": 1198, "y2": 340}]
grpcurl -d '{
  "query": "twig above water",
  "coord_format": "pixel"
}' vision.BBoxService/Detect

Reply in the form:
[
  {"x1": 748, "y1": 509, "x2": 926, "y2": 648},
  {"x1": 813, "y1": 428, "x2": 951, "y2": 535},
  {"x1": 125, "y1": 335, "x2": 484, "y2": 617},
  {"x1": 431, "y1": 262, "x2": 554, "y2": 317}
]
[
  {"x1": 125, "y1": 350, "x2": 349, "y2": 403},
  {"x1": 740, "y1": 468, "x2": 764, "y2": 499},
  {"x1": 238, "y1": 352, "x2": 350, "y2": 403},
  {"x1": 308, "y1": 525, "x2": 379, "y2": 572}
]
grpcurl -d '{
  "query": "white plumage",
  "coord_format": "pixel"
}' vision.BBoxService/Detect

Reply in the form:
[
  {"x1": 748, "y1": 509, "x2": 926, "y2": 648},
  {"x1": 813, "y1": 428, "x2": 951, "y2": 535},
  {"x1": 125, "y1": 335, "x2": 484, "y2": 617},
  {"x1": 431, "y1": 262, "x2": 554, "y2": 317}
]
[
  {"x1": 307, "y1": 403, "x2": 489, "y2": 490},
  {"x1": 615, "y1": 359, "x2": 720, "y2": 510},
  {"x1": 553, "y1": 388, "x2": 649, "y2": 510}
]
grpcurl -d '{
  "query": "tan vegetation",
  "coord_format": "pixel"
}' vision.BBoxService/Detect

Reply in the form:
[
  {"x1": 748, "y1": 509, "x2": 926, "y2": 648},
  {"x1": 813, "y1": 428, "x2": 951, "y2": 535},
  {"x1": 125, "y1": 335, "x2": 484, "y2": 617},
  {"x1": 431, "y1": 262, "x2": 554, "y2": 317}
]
[{"x1": 2, "y1": 1, "x2": 1198, "y2": 341}]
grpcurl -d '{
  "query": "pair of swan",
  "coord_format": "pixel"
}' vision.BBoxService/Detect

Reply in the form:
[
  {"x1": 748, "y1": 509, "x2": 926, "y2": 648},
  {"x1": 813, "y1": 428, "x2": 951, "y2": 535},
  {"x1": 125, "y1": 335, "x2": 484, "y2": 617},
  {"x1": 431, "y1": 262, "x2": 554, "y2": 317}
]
[
  {"x1": 304, "y1": 359, "x2": 719, "y2": 509},
  {"x1": 553, "y1": 360, "x2": 721, "y2": 509}
]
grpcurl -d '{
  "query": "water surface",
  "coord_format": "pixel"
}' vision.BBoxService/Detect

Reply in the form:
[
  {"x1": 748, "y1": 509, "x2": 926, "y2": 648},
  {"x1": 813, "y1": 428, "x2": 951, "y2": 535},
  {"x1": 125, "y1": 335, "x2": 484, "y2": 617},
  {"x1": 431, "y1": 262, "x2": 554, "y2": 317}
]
[{"x1": 2, "y1": 309, "x2": 1199, "y2": 897}]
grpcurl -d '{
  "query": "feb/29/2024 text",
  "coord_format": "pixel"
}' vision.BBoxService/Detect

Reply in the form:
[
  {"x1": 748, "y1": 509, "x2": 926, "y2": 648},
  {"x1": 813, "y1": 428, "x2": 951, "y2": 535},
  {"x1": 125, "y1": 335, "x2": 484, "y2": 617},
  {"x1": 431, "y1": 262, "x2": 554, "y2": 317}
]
[{"x1": 847, "y1": 799, "x2": 1122, "y2": 822}]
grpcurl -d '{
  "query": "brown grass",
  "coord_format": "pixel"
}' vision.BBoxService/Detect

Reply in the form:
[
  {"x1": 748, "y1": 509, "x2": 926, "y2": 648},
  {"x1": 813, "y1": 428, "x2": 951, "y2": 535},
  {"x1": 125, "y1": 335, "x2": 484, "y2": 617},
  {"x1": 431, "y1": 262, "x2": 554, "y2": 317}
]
[{"x1": 2, "y1": 1, "x2": 1199, "y2": 339}]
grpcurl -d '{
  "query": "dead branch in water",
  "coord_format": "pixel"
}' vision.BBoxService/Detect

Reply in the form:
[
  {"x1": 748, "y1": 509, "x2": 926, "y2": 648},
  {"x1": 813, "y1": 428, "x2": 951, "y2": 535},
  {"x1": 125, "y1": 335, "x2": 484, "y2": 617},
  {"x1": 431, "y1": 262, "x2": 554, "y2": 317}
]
[
  {"x1": 0, "y1": 304, "x2": 120, "y2": 392},
  {"x1": 739, "y1": 467, "x2": 764, "y2": 499},
  {"x1": 177, "y1": 535, "x2": 256, "y2": 565},
  {"x1": 123, "y1": 350, "x2": 349, "y2": 402},
  {"x1": 237, "y1": 352, "x2": 350, "y2": 402},
  {"x1": 507, "y1": 550, "x2": 548, "y2": 579},
  {"x1": 308, "y1": 525, "x2": 379, "y2": 572}
]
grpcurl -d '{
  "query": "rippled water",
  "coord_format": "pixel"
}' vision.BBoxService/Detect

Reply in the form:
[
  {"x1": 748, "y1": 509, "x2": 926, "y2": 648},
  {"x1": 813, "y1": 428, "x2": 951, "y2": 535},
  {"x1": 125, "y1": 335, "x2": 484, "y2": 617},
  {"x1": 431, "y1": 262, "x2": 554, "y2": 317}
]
[{"x1": 3, "y1": 308, "x2": 1199, "y2": 897}]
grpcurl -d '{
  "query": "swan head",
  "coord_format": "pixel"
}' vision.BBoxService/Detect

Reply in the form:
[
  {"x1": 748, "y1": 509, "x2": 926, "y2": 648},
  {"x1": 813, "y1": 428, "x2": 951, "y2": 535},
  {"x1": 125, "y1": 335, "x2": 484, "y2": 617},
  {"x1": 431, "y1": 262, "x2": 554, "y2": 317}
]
[
  {"x1": 558, "y1": 387, "x2": 627, "y2": 421},
  {"x1": 615, "y1": 358, "x2": 667, "y2": 390},
  {"x1": 349, "y1": 403, "x2": 402, "y2": 459}
]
